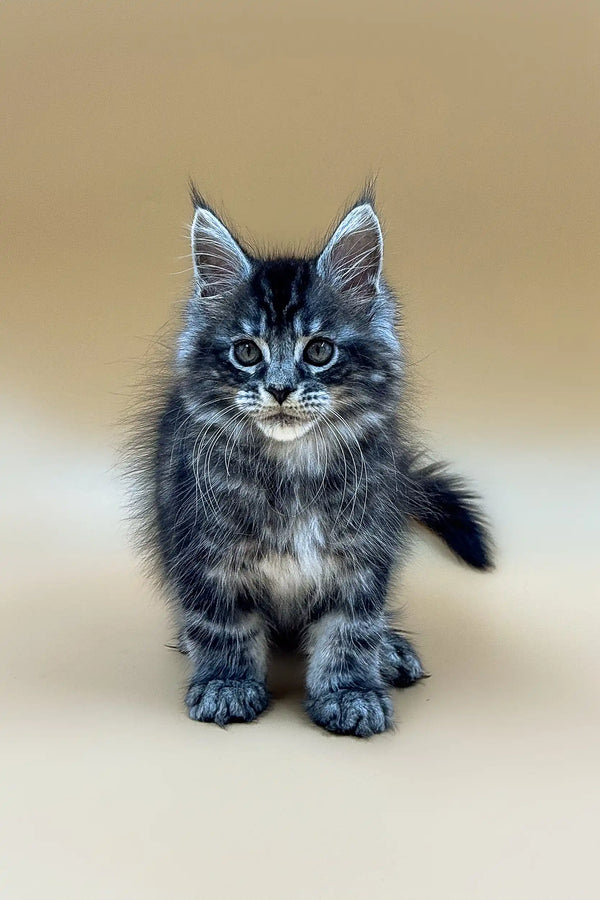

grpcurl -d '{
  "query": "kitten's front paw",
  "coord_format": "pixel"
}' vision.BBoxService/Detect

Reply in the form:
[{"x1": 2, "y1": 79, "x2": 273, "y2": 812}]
[
  {"x1": 186, "y1": 678, "x2": 268, "y2": 726},
  {"x1": 306, "y1": 689, "x2": 393, "y2": 738},
  {"x1": 382, "y1": 632, "x2": 427, "y2": 688}
]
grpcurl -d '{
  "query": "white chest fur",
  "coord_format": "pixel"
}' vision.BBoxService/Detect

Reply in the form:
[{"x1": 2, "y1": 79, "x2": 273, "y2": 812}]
[{"x1": 255, "y1": 514, "x2": 327, "y2": 604}]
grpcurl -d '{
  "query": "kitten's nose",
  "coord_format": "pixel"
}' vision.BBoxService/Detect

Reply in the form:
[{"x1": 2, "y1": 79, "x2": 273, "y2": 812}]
[{"x1": 266, "y1": 385, "x2": 292, "y2": 405}]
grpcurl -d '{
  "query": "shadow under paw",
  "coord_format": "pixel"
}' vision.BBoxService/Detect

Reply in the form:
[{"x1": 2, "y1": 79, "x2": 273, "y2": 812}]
[
  {"x1": 306, "y1": 689, "x2": 393, "y2": 737},
  {"x1": 186, "y1": 678, "x2": 269, "y2": 726}
]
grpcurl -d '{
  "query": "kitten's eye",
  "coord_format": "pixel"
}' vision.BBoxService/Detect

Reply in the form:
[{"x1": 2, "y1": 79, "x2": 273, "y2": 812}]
[
  {"x1": 233, "y1": 340, "x2": 263, "y2": 366},
  {"x1": 304, "y1": 338, "x2": 335, "y2": 367}
]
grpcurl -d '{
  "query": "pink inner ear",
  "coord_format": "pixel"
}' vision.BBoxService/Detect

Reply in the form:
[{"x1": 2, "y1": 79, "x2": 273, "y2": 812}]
[
  {"x1": 191, "y1": 208, "x2": 250, "y2": 295},
  {"x1": 318, "y1": 204, "x2": 383, "y2": 300}
]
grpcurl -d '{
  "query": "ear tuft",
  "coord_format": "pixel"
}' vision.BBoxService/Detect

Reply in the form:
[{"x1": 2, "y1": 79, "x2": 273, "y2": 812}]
[
  {"x1": 191, "y1": 206, "x2": 250, "y2": 297},
  {"x1": 317, "y1": 203, "x2": 383, "y2": 301}
]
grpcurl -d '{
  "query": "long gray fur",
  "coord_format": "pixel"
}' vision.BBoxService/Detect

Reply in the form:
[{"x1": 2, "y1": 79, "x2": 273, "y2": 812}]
[{"x1": 129, "y1": 187, "x2": 493, "y2": 737}]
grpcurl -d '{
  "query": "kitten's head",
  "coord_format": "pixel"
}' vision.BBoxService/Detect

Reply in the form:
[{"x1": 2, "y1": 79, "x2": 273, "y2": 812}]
[{"x1": 176, "y1": 191, "x2": 403, "y2": 444}]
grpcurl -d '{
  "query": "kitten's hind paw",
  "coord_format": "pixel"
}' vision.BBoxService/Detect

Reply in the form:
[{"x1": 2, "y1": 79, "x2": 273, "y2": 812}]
[
  {"x1": 306, "y1": 689, "x2": 393, "y2": 738},
  {"x1": 381, "y1": 631, "x2": 427, "y2": 688},
  {"x1": 186, "y1": 678, "x2": 269, "y2": 726}
]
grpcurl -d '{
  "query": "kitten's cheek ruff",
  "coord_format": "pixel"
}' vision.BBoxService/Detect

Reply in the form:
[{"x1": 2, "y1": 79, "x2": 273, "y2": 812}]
[{"x1": 256, "y1": 419, "x2": 316, "y2": 442}]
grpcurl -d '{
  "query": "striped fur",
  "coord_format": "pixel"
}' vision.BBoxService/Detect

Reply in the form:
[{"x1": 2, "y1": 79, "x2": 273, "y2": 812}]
[{"x1": 131, "y1": 189, "x2": 492, "y2": 737}]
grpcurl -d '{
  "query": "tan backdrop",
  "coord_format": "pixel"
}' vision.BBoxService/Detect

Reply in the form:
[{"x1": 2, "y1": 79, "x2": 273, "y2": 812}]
[{"x1": 1, "y1": 2, "x2": 599, "y2": 898}]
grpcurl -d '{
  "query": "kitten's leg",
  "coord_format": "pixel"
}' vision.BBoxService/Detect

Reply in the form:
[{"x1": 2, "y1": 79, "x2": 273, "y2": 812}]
[
  {"x1": 305, "y1": 612, "x2": 393, "y2": 737},
  {"x1": 380, "y1": 629, "x2": 427, "y2": 687},
  {"x1": 182, "y1": 608, "x2": 269, "y2": 726}
]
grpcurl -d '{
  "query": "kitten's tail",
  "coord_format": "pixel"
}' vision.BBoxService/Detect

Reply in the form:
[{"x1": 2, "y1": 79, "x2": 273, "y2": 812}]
[{"x1": 408, "y1": 463, "x2": 494, "y2": 571}]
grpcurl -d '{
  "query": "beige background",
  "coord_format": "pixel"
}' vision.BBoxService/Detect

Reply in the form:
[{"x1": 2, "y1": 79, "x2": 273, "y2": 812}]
[{"x1": 1, "y1": 2, "x2": 599, "y2": 898}]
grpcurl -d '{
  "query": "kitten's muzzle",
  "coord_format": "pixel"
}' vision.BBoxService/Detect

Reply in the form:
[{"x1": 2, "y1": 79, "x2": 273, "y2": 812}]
[
  {"x1": 261, "y1": 409, "x2": 306, "y2": 425},
  {"x1": 266, "y1": 385, "x2": 293, "y2": 405}
]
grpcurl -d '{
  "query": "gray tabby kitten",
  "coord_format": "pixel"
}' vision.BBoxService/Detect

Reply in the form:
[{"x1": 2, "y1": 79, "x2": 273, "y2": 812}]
[{"x1": 136, "y1": 187, "x2": 492, "y2": 738}]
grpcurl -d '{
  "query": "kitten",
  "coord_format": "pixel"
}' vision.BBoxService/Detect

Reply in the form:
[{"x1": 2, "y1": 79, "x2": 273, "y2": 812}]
[{"x1": 132, "y1": 186, "x2": 492, "y2": 737}]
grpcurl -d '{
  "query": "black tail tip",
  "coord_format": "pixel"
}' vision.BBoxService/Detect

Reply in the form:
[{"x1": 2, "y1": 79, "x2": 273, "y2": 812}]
[
  {"x1": 413, "y1": 467, "x2": 495, "y2": 571},
  {"x1": 443, "y1": 518, "x2": 495, "y2": 571}
]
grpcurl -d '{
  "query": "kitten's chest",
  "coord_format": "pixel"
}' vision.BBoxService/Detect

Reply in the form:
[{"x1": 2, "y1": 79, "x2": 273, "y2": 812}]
[{"x1": 252, "y1": 513, "x2": 332, "y2": 609}]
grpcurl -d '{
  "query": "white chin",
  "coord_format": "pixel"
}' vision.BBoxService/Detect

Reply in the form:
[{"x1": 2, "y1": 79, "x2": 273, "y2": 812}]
[{"x1": 257, "y1": 419, "x2": 315, "y2": 442}]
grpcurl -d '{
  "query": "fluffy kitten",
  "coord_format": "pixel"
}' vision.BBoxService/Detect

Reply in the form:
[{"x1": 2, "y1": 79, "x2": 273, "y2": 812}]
[{"x1": 133, "y1": 186, "x2": 492, "y2": 737}]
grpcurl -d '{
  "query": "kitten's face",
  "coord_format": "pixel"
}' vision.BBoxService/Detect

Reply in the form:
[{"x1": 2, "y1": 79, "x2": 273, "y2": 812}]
[
  {"x1": 229, "y1": 306, "x2": 339, "y2": 443},
  {"x1": 177, "y1": 201, "x2": 402, "y2": 444}
]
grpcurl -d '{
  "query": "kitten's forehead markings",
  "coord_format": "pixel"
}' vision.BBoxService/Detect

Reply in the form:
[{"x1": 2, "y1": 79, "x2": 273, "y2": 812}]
[
  {"x1": 292, "y1": 312, "x2": 304, "y2": 335},
  {"x1": 260, "y1": 272, "x2": 271, "y2": 294},
  {"x1": 289, "y1": 265, "x2": 308, "y2": 316},
  {"x1": 259, "y1": 309, "x2": 268, "y2": 338}
]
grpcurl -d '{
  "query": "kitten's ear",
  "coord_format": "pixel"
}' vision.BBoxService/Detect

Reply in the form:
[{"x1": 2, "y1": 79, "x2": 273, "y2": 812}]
[
  {"x1": 317, "y1": 203, "x2": 383, "y2": 301},
  {"x1": 191, "y1": 205, "x2": 250, "y2": 296}
]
